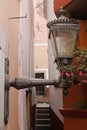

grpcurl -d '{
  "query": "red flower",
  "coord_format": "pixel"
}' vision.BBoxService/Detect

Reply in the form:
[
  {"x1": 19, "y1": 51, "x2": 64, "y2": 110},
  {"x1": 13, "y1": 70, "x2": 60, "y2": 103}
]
[
  {"x1": 71, "y1": 72, "x2": 74, "y2": 77},
  {"x1": 60, "y1": 72, "x2": 64, "y2": 76},
  {"x1": 65, "y1": 72, "x2": 71, "y2": 77},
  {"x1": 82, "y1": 80, "x2": 87, "y2": 84},
  {"x1": 79, "y1": 71, "x2": 84, "y2": 77}
]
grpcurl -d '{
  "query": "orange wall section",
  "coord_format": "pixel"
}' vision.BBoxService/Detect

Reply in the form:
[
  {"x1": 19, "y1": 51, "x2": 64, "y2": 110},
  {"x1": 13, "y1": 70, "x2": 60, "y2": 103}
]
[
  {"x1": 64, "y1": 117, "x2": 87, "y2": 130},
  {"x1": 79, "y1": 21, "x2": 87, "y2": 48},
  {"x1": 54, "y1": 1, "x2": 87, "y2": 130},
  {"x1": 54, "y1": 0, "x2": 87, "y2": 109},
  {"x1": 54, "y1": 0, "x2": 70, "y2": 12},
  {"x1": 63, "y1": 20, "x2": 87, "y2": 108},
  {"x1": 63, "y1": 20, "x2": 87, "y2": 130},
  {"x1": 63, "y1": 85, "x2": 87, "y2": 108}
]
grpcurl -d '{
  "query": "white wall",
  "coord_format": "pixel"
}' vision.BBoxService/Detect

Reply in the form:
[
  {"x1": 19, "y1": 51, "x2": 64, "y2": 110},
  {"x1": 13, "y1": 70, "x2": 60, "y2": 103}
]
[
  {"x1": 46, "y1": 0, "x2": 64, "y2": 123},
  {"x1": 18, "y1": 0, "x2": 34, "y2": 129},
  {"x1": 0, "y1": 28, "x2": 5, "y2": 130}
]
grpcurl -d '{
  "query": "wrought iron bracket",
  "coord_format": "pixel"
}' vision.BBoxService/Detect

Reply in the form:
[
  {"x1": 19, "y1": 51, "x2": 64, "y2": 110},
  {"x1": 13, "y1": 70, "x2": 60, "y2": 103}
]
[{"x1": 4, "y1": 58, "x2": 9, "y2": 124}]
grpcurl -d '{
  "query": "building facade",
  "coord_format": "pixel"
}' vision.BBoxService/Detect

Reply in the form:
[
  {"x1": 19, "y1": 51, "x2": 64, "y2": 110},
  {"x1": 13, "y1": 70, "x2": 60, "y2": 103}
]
[
  {"x1": 0, "y1": 1, "x2": 19, "y2": 130},
  {"x1": 34, "y1": 0, "x2": 49, "y2": 99},
  {"x1": 18, "y1": 0, "x2": 34, "y2": 130}
]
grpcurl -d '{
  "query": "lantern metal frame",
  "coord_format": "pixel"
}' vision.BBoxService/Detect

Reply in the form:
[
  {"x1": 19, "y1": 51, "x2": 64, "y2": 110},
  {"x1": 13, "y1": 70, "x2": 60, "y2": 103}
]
[{"x1": 47, "y1": 7, "x2": 79, "y2": 65}]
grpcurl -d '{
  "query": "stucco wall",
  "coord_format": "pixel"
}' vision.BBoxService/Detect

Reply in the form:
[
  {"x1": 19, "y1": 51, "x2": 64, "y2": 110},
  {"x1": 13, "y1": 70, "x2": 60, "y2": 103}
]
[
  {"x1": 18, "y1": 0, "x2": 34, "y2": 129},
  {"x1": 46, "y1": 0, "x2": 63, "y2": 123},
  {"x1": 0, "y1": 0, "x2": 19, "y2": 130},
  {"x1": 0, "y1": 0, "x2": 34, "y2": 129},
  {"x1": 34, "y1": 45, "x2": 48, "y2": 69},
  {"x1": 0, "y1": 29, "x2": 5, "y2": 130},
  {"x1": 34, "y1": 0, "x2": 48, "y2": 84}
]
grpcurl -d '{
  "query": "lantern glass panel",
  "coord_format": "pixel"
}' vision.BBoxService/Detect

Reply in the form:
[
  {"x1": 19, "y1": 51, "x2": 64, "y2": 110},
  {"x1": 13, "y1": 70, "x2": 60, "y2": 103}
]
[{"x1": 51, "y1": 27, "x2": 78, "y2": 59}]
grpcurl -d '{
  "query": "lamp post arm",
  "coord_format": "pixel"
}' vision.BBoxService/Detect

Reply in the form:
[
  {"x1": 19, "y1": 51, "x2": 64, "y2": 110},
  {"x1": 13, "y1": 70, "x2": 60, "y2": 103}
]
[
  {"x1": 11, "y1": 77, "x2": 59, "y2": 89},
  {"x1": 5, "y1": 74, "x2": 59, "y2": 90},
  {"x1": 4, "y1": 74, "x2": 59, "y2": 124}
]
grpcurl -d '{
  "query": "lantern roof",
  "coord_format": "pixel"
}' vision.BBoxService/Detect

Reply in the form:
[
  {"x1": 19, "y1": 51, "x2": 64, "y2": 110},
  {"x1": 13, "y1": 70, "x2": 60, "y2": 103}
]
[{"x1": 47, "y1": 8, "x2": 79, "y2": 29}]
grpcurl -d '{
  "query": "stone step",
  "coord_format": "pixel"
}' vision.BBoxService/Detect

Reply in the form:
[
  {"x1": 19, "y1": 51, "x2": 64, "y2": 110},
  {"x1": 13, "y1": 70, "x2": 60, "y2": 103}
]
[
  {"x1": 36, "y1": 108, "x2": 50, "y2": 114},
  {"x1": 36, "y1": 113, "x2": 50, "y2": 119},
  {"x1": 35, "y1": 124, "x2": 51, "y2": 130},
  {"x1": 35, "y1": 106, "x2": 51, "y2": 130},
  {"x1": 36, "y1": 106, "x2": 49, "y2": 109},
  {"x1": 36, "y1": 118, "x2": 50, "y2": 124}
]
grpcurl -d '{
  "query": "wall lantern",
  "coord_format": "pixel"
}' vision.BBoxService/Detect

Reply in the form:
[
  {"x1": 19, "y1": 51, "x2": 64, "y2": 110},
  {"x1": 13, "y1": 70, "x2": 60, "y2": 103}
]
[{"x1": 47, "y1": 7, "x2": 79, "y2": 66}]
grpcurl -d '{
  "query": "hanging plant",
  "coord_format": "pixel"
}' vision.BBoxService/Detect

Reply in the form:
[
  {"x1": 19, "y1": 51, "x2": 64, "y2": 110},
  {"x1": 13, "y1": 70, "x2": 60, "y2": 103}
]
[
  {"x1": 73, "y1": 48, "x2": 87, "y2": 86},
  {"x1": 58, "y1": 47, "x2": 87, "y2": 88},
  {"x1": 58, "y1": 64, "x2": 75, "y2": 88}
]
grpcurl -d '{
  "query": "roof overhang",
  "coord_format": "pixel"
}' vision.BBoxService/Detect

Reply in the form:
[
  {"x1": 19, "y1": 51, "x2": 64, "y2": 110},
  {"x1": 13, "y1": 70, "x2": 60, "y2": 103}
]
[{"x1": 55, "y1": 0, "x2": 87, "y2": 20}]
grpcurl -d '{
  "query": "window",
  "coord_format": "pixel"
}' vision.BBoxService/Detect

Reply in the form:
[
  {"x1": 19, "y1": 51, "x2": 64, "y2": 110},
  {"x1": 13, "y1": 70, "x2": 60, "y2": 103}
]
[{"x1": 35, "y1": 73, "x2": 45, "y2": 95}]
